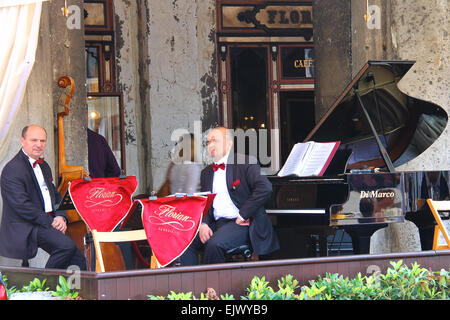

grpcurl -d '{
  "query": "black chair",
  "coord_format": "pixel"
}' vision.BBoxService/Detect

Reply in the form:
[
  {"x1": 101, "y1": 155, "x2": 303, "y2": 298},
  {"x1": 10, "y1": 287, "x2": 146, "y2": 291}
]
[{"x1": 225, "y1": 244, "x2": 253, "y2": 262}]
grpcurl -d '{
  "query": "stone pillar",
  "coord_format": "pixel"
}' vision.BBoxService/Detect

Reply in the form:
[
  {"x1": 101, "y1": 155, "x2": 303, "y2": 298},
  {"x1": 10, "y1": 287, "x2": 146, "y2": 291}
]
[
  {"x1": 146, "y1": 1, "x2": 218, "y2": 191},
  {"x1": 114, "y1": 1, "x2": 151, "y2": 194},
  {"x1": 312, "y1": 0, "x2": 352, "y2": 120},
  {"x1": 350, "y1": 0, "x2": 396, "y2": 76},
  {"x1": 48, "y1": 0, "x2": 88, "y2": 173}
]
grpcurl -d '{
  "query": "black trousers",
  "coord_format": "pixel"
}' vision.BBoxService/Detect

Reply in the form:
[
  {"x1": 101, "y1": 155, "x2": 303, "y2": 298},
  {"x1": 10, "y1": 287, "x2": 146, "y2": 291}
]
[
  {"x1": 36, "y1": 225, "x2": 87, "y2": 270},
  {"x1": 180, "y1": 218, "x2": 250, "y2": 266}
]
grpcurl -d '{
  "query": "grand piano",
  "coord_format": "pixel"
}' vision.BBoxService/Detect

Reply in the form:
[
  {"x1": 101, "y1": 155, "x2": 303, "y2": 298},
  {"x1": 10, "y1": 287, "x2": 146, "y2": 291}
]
[{"x1": 266, "y1": 60, "x2": 448, "y2": 258}]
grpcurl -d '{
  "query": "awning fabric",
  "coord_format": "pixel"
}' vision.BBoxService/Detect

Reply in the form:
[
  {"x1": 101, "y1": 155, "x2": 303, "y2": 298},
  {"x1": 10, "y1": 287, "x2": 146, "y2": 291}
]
[{"x1": 0, "y1": 0, "x2": 47, "y2": 161}]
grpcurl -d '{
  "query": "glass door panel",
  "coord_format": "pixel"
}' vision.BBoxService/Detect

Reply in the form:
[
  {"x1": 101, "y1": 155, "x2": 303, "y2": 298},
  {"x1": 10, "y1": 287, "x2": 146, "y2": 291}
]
[
  {"x1": 229, "y1": 46, "x2": 271, "y2": 166},
  {"x1": 87, "y1": 95, "x2": 124, "y2": 171}
]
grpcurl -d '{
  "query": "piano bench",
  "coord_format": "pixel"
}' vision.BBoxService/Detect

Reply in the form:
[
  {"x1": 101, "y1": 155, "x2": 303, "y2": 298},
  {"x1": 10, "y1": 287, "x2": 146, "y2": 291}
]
[{"x1": 225, "y1": 244, "x2": 255, "y2": 262}]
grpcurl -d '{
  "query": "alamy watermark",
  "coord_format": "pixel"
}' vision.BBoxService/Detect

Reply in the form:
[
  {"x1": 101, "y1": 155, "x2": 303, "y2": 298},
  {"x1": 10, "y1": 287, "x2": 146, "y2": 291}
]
[
  {"x1": 169, "y1": 121, "x2": 278, "y2": 169},
  {"x1": 366, "y1": 5, "x2": 381, "y2": 30},
  {"x1": 66, "y1": 265, "x2": 81, "y2": 290}
]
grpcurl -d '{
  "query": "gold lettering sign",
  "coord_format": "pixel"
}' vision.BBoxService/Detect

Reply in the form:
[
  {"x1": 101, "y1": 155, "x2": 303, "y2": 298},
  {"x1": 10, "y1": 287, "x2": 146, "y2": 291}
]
[
  {"x1": 220, "y1": 3, "x2": 313, "y2": 39},
  {"x1": 255, "y1": 6, "x2": 313, "y2": 28},
  {"x1": 294, "y1": 59, "x2": 314, "y2": 68}
]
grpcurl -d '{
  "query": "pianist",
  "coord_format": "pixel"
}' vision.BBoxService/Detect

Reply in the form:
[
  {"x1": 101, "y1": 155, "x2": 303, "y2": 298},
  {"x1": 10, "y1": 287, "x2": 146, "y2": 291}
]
[{"x1": 179, "y1": 126, "x2": 279, "y2": 265}]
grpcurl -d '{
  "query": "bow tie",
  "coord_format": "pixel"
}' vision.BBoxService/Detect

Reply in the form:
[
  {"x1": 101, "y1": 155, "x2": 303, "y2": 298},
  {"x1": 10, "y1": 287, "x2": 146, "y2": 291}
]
[
  {"x1": 32, "y1": 158, "x2": 44, "y2": 168},
  {"x1": 212, "y1": 163, "x2": 225, "y2": 172}
]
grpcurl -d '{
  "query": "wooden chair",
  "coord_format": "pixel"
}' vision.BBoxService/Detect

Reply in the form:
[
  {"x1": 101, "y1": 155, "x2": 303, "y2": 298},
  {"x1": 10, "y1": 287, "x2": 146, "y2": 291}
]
[
  {"x1": 426, "y1": 199, "x2": 450, "y2": 250},
  {"x1": 91, "y1": 229, "x2": 158, "y2": 272}
]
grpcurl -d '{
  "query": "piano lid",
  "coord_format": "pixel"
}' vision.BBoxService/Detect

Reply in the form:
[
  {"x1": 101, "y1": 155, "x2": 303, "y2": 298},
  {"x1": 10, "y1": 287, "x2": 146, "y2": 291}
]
[{"x1": 305, "y1": 60, "x2": 447, "y2": 169}]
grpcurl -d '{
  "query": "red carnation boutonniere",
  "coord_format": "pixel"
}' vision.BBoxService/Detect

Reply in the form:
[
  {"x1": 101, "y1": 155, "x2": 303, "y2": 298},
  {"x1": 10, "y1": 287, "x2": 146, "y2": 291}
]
[{"x1": 232, "y1": 179, "x2": 240, "y2": 189}]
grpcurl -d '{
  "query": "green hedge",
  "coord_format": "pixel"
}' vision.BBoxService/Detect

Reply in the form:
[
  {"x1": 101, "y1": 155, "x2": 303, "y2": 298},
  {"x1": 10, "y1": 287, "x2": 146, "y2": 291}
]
[{"x1": 148, "y1": 260, "x2": 450, "y2": 300}]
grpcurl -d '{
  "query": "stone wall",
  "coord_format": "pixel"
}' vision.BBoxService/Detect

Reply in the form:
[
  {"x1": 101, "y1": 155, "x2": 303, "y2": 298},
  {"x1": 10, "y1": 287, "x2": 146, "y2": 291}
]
[{"x1": 144, "y1": 0, "x2": 218, "y2": 192}]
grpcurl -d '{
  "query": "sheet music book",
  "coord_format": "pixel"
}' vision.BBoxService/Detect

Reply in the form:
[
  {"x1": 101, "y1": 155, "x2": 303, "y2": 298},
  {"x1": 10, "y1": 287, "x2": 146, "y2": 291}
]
[{"x1": 277, "y1": 141, "x2": 341, "y2": 177}]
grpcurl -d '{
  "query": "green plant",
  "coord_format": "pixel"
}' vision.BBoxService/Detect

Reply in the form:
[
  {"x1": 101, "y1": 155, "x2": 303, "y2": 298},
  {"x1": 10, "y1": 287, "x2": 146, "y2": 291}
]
[
  {"x1": 241, "y1": 276, "x2": 274, "y2": 300},
  {"x1": 21, "y1": 278, "x2": 49, "y2": 292},
  {"x1": 301, "y1": 260, "x2": 450, "y2": 300},
  {"x1": 51, "y1": 276, "x2": 79, "y2": 300},
  {"x1": 2, "y1": 273, "x2": 17, "y2": 298},
  {"x1": 166, "y1": 291, "x2": 194, "y2": 300},
  {"x1": 304, "y1": 272, "x2": 378, "y2": 300},
  {"x1": 146, "y1": 261, "x2": 449, "y2": 301},
  {"x1": 374, "y1": 260, "x2": 446, "y2": 300},
  {"x1": 242, "y1": 274, "x2": 301, "y2": 300},
  {"x1": 220, "y1": 293, "x2": 235, "y2": 300}
]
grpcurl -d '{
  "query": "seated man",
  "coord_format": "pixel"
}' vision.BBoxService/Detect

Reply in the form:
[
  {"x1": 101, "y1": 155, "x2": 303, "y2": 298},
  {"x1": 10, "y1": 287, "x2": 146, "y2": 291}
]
[
  {"x1": 0, "y1": 125, "x2": 86, "y2": 270},
  {"x1": 180, "y1": 127, "x2": 279, "y2": 265}
]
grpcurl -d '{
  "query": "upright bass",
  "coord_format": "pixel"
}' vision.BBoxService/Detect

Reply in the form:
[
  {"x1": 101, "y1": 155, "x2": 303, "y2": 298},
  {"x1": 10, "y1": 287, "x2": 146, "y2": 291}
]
[
  {"x1": 56, "y1": 76, "x2": 125, "y2": 271},
  {"x1": 56, "y1": 76, "x2": 89, "y2": 253}
]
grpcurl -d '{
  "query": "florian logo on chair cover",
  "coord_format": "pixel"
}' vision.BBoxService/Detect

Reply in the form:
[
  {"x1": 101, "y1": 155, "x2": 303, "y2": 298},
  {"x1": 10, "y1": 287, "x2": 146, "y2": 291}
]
[
  {"x1": 148, "y1": 204, "x2": 197, "y2": 232},
  {"x1": 68, "y1": 176, "x2": 138, "y2": 232},
  {"x1": 84, "y1": 187, "x2": 123, "y2": 208},
  {"x1": 138, "y1": 194, "x2": 215, "y2": 267}
]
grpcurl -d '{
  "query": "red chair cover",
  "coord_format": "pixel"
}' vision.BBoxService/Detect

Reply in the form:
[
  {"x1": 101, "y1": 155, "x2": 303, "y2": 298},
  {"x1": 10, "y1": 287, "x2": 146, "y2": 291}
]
[
  {"x1": 68, "y1": 176, "x2": 138, "y2": 232},
  {"x1": 138, "y1": 193, "x2": 215, "y2": 267}
]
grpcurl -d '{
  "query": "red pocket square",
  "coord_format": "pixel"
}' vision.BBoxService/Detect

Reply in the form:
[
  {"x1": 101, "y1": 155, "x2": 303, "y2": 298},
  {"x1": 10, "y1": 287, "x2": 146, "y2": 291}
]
[{"x1": 232, "y1": 179, "x2": 240, "y2": 188}]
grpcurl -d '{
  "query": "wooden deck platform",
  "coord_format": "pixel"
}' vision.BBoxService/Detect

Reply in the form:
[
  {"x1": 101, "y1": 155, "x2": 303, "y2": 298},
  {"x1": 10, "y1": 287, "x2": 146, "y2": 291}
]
[{"x1": 1, "y1": 249, "x2": 449, "y2": 300}]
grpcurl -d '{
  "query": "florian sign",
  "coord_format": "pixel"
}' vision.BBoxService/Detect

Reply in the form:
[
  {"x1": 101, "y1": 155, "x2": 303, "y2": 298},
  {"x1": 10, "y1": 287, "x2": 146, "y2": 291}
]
[
  {"x1": 219, "y1": 2, "x2": 313, "y2": 39},
  {"x1": 69, "y1": 176, "x2": 138, "y2": 232},
  {"x1": 139, "y1": 194, "x2": 215, "y2": 266}
]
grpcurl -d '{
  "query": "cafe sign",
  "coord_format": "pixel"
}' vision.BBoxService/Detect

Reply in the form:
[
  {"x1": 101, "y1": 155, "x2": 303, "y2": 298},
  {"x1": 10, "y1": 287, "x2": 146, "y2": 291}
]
[{"x1": 220, "y1": 2, "x2": 313, "y2": 39}]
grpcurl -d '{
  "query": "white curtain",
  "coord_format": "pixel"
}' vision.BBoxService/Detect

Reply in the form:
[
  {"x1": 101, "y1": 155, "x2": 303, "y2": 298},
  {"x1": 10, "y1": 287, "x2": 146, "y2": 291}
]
[{"x1": 0, "y1": 0, "x2": 45, "y2": 161}]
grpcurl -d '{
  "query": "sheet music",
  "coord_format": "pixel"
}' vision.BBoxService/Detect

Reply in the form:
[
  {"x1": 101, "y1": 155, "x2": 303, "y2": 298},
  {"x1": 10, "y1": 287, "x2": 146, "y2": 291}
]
[
  {"x1": 277, "y1": 142, "x2": 312, "y2": 177},
  {"x1": 299, "y1": 142, "x2": 338, "y2": 176},
  {"x1": 278, "y1": 141, "x2": 339, "y2": 177}
]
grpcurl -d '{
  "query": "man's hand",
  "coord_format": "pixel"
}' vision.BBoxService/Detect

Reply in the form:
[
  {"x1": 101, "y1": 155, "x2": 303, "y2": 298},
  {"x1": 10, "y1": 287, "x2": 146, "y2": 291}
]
[
  {"x1": 52, "y1": 216, "x2": 67, "y2": 234},
  {"x1": 235, "y1": 217, "x2": 250, "y2": 226},
  {"x1": 199, "y1": 223, "x2": 213, "y2": 243}
]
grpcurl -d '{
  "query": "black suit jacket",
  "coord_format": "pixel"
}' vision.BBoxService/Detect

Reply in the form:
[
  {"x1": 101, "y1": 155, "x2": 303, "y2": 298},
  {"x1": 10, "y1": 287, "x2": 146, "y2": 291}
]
[
  {"x1": 200, "y1": 153, "x2": 279, "y2": 255},
  {"x1": 0, "y1": 150, "x2": 66, "y2": 259}
]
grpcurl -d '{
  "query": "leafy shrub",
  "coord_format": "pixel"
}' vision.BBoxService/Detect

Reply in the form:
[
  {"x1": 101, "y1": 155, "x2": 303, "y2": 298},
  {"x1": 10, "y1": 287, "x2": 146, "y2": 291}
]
[
  {"x1": 1, "y1": 274, "x2": 79, "y2": 300},
  {"x1": 1, "y1": 273, "x2": 18, "y2": 298},
  {"x1": 300, "y1": 260, "x2": 449, "y2": 300},
  {"x1": 21, "y1": 278, "x2": 49, "y2": 292},
  {"x1": 147, "y1": 260, "x2": 449, "y2": 300},
  {"x1": 242, "y1": 275, "x2": 300, "y2": 300},
  {"x1": 51, "y1": 275, "x2": 79, "y2": 299}
]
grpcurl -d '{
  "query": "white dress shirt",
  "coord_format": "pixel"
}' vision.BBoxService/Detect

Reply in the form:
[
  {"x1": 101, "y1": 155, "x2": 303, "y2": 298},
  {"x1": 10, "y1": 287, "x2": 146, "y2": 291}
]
[
  {"x1": 211, "y1": 152, "x2": 244, "y2": 221},
  {"x1": 23, "y1": 150, "x2": 53, "y2": 213}
]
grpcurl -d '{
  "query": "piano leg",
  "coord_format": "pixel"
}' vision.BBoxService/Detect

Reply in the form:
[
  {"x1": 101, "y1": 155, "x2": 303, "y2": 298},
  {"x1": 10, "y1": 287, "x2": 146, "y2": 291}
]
[{"x1": 343, "y1": 224, "x2": 387, "y2": 254}]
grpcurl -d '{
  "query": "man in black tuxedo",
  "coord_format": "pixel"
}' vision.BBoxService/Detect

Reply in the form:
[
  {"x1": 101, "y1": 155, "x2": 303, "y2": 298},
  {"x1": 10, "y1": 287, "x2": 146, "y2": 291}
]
[
  {"x1": 180, "y1": 127, "x2": 279, "y2": 265},
  {"x1": 0, "y1": 125, "x2": 86, "y2": 270},
  {"x1": 87, "y1": 128, "x2": 121, "y2": 178}
]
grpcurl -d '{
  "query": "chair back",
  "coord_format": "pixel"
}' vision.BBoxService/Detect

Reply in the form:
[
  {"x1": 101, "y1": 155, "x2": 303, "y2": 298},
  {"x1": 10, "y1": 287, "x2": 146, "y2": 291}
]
[{"x1": 426, "y1": 199, "x2": 450, "y2": 250}]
